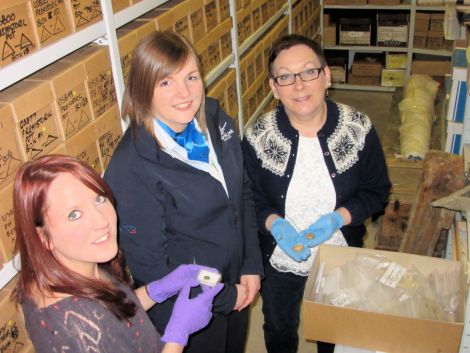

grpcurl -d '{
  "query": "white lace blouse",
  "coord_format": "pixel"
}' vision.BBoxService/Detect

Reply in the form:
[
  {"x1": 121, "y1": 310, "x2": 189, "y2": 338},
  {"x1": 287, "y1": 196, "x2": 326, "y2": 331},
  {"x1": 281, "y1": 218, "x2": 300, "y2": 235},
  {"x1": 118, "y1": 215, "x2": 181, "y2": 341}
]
[{"x1": 269, "y1": 135, "x2": 348, "y2": 276}]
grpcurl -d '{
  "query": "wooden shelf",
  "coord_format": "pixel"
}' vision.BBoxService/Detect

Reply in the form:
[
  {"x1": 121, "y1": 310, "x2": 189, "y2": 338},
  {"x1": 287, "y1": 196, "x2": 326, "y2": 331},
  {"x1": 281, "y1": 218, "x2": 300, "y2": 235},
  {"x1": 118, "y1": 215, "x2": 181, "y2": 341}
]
[
  {"x1": 325, "y1": 45, "x2": 408, "y2": 53},
  {"x1": 331, "y1": 83, "x2": 396, "y2": 92}
]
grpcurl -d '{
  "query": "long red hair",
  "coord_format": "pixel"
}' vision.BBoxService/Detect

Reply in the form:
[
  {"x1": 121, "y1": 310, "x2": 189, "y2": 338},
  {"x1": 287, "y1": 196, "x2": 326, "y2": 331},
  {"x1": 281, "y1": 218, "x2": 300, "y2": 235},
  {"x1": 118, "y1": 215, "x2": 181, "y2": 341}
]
[{"x1": 11, "y1": 154, "x2": 136, "y2": 320}]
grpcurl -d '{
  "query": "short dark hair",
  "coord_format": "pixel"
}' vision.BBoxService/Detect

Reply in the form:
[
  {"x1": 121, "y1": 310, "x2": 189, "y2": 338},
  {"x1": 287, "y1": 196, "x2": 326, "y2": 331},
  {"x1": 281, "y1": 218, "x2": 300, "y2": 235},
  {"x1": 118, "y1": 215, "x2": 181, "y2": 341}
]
[{"x1": 268, "y1": 34, "x2": 327, "y2": 77}]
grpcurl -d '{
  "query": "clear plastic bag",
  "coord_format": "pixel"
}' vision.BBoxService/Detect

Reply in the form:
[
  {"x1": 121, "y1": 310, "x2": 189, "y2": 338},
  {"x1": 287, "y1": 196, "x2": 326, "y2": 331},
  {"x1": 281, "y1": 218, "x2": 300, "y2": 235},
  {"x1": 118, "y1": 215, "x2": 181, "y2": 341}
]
[{"x1": 315, "y1": 253, "x2": 461, "y2": 322}]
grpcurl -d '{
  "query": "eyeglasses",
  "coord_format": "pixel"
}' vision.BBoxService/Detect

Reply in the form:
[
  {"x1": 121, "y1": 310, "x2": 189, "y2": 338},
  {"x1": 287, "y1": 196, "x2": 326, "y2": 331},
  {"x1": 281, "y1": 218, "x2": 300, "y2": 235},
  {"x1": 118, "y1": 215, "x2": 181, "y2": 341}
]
[{"x1": 273, "y1": 68, "x2": 324, "y2": 86}]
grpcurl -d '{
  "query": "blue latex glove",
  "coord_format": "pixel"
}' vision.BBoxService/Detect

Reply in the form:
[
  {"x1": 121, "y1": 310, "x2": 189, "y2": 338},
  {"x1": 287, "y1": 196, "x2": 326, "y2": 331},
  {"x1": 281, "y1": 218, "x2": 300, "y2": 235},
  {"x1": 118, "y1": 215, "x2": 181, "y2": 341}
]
[
  {"x1": 147, "y1": 264, "x2": 218, "y2": 303},
  {"x1": 301, "y1": 212, "x2": 344, "y2": 248},
  {"x1": 162, "y1": 283, "x2": 224, "y2": 345},
  {"x1": 271, "y1": 218, "x2": 311, "y2": 262}
]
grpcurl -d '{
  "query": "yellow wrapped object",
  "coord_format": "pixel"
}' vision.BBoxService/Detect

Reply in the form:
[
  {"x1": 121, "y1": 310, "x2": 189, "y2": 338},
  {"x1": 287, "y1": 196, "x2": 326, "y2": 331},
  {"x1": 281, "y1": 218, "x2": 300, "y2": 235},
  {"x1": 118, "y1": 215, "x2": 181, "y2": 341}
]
[{"x1": 399, "y1": 75, "x2": 440, "y2": 159}]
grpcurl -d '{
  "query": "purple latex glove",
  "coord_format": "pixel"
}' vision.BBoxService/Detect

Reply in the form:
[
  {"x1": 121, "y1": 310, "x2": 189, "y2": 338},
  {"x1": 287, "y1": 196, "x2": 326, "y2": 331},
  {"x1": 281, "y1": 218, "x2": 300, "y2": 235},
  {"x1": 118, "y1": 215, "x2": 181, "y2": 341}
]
[
  {"x1": 162, "y1": 282, "x2": 224, "y2": 345},
  {"x1": 147, "y1": 264, "x2": 219, "y2": 303}
]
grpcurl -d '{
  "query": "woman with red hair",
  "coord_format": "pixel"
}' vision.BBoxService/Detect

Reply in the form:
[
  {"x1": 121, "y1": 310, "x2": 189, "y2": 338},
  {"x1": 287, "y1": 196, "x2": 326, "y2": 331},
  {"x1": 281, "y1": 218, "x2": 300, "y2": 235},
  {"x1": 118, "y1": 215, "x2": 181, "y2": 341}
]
[{"x1": 11, "y1": 154, "x2": 223, "y2": 353}]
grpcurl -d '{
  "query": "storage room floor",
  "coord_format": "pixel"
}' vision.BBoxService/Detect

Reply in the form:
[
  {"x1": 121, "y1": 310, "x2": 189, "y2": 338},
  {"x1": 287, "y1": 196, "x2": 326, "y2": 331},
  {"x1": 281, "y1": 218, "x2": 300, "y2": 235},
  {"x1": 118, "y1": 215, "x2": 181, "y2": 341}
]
[{"x1": 244, "y1": 88, "x2": 397, "y2": 353}]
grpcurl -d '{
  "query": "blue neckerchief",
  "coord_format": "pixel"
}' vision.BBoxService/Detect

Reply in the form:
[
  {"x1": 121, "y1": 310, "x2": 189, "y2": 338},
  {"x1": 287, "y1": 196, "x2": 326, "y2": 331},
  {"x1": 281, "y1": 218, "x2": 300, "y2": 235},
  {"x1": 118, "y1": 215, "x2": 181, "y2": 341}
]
[{"x1": 157, "y1": 119, "x2": 209, "y2": 163}]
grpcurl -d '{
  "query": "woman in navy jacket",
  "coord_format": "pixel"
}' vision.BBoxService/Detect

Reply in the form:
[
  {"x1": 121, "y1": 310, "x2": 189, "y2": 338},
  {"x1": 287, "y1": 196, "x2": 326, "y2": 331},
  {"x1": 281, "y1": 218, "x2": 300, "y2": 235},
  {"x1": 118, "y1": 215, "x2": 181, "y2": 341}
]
[{"x1": 104, "y1": 31, "x2": 263, "y2": 353}]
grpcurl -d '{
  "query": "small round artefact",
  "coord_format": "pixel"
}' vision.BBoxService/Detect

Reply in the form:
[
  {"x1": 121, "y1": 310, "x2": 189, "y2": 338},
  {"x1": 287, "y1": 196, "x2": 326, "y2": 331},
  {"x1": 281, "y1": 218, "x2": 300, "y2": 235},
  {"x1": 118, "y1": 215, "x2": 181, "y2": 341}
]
[
  {"x1": 293, "y1": 244, "x2": 304, "y2": 252},
  {"x1": 305, "y1": 232, "x2": 315, "y2": 240}
]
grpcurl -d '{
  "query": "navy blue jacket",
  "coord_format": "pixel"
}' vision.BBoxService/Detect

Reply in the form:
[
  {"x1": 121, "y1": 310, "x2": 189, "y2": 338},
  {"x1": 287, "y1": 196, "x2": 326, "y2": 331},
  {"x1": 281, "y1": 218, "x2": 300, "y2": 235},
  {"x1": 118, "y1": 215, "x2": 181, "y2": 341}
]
[
  {"x1": 104, "y1": 98, "x2": 263, "y2": 332},
  {"x1": 242, "y1": 100, "x2": 391, "y2": 261}
]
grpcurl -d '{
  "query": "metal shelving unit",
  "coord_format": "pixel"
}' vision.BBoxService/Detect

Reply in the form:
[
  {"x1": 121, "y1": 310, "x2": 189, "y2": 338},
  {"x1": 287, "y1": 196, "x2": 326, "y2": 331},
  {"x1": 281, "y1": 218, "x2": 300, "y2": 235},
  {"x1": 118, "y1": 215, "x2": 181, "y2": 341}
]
[
  {"x1": 0, "y1": 0, "x2": 316, "y2": 289},
  {"x1": 320, "y1": 0, "x2": 453, "y2": 91}
]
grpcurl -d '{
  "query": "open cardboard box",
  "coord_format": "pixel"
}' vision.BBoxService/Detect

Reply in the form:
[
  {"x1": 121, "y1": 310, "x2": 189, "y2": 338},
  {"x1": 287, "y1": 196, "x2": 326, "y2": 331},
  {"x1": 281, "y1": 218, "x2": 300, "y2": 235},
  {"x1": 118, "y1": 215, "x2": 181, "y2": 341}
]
[{"x1": 302, "y1": 245, "x2": 464, "y2": 353}]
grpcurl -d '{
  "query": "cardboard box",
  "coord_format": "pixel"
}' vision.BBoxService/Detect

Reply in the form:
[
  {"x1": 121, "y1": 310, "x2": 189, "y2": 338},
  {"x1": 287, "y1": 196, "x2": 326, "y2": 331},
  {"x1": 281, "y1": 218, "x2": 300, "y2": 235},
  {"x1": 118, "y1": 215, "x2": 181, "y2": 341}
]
[
  {"x1": 252, "y1": 6, "x2": 261, "y2": 30},
  {"x1": 385, "y1": 52, "x2": 407, "y2": 69},
  {"x1": 26, "y1": 60, "x2": 93, "y2": 141},
  {"x1": 0, "y1": 182, "x2": 16, "y2": 264},
  {"x1": 217, "y1": 0, "x2": 230, "y2": 23},
  {"x1": 117, "y1": 29, "x2": 138, "y2": 84},
  {"x1": 204, "y1": 0, "x2": 218, "y2": 33},
  {"x1": 351, "y1": 57, "x2": 382, "y2": 77},
  {"x1": 189, "y1": 0, "x2": 205, "y2": 43},
  {"x1": 0, "y1": 80, "x2": 61, "y2": 161},
  {"x1": 0, "y1": 105, "x2": 24, "y2": 189},
  {"x1": 330, "y1": 65, "x2": 346, "y2": 83},
  {"x1": 64, "y1": 0, "x2": 102, "y2": 32},
  {"x1": 65, "y1": 123, "x2": 102, "y2": 173},
  {"x1": 303, "y1": 245, "x2": 464, "y2": 353},
  {"x1": 323, "y1": 25, "x2": 336, "y2": 46},
  {"x1": 381, "y1": 68, "x2": 405, "y2": 87},
  {"x1": 414, "y1": 12, "x2": 430, "y2": 32},
  {"x1": 377, "y1": 13, "x2": 408, "y2": 47},
  {"x1": 93, "y1": 105, "x2": 122, "y2": 169},
  {"x1": 339, "y1": 19, "x2": 371, "y2": 46},
  {"x1": 348, "y1": 73, "x2": 381, "y2": 86},
  {"x1": 413, "y1": 31, "x2": 427, "y2": 48},
  {"x1": 427, "y1": 30, "x2": 444, "y2": 49},
  {"x1": 368, "y1": 0, "x2": 400, "y2": 4},
  {"x1": 336, "y1": 0, "x2": 366, "y2": 4},
  {"x1": 411, "y1": 59, "x2": 451, "y2": 76},
  {"x1": 225, "y1": 69, "x2": 238, "y2": 116},
  {"x1": 0, "y1": 279, "x2": 31, "y2": 352},
  {"x1": 207, "y1": 74, "x2": 227, "y2": 113},
  {"x1": 119, "y1": 19, "x2": 156, "y2": 42},
  {"x1": 111, "y1": 0, "x2": 129, "y2": 13},
  {"x1": 0, "y1": 0, "x2": 39, "y2": 67},
  {"x1": 63, "y1": 45, "x2": 117, "y2": 119},
  {"x1": 260, "y1": 0, "x2": 269, "y2": 24},
  {"x1": 429, "y1": 12, "x2": 444, "y2": 32},
  {"x1": 154, "y1": 0, "x2": 191, "y2": 39},
  {"x1": 30, "y1": 0, "x2": 71, "y2": 47}
]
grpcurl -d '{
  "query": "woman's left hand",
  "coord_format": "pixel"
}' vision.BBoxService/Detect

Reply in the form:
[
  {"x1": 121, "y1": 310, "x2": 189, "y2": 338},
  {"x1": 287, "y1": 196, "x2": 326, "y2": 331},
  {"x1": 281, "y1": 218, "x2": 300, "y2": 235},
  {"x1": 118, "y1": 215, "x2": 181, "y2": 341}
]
[{"x1": 236, "y1": 275, "x2": 261, "y2": 311}]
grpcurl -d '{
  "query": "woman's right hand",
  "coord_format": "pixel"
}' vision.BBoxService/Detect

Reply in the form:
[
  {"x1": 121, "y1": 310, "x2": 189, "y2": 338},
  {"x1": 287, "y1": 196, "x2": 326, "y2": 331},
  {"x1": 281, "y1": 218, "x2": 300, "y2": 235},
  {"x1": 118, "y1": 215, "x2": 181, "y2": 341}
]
[{"x1": 162, "y1": 283, "x2": 224, "y2": 346}]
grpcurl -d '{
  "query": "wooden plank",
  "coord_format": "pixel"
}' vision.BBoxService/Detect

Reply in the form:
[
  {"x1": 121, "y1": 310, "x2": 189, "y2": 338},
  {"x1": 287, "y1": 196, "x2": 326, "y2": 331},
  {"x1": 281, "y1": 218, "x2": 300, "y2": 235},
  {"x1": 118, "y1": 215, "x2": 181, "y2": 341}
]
[{"x1": 400, "y1": 150, "x2": 465, "y2": 256}]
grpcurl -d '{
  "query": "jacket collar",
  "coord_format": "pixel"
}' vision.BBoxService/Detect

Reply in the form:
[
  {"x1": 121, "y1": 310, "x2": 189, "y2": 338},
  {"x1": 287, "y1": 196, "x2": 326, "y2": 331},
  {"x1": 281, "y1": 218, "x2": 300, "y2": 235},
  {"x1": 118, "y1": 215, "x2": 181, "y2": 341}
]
[{"x1": 130, "y1": 98, "x2": 223, "y2": 163}]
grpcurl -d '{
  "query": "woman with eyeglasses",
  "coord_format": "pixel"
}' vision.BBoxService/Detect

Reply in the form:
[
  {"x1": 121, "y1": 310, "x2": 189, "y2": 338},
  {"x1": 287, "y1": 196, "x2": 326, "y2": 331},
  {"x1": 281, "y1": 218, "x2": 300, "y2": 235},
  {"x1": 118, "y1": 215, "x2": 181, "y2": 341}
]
[{"x1": 242, "y1": 34, "x2": 391, "y2": 353}]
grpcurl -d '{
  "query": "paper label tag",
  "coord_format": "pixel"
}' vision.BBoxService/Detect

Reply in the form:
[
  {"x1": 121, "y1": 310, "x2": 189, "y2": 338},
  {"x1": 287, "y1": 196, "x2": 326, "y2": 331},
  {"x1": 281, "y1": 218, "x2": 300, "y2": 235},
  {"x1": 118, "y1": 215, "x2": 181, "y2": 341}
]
[
  {"x1": 331, "y1": 292, "x2": 351, "y2": 307},
  {"x1": 379, "y1": 262, "x2": 406, "y2": 288}
]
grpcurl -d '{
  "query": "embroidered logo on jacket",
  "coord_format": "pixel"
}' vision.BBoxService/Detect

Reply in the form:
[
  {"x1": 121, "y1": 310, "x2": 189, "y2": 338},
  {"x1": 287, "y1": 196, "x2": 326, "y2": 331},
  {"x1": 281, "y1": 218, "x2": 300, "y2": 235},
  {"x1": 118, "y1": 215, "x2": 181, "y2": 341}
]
[
  {"x1": 328, "y1": 103, "x2": 371, "y2": 174},
  {"x1": 219, "y1": 122, "x2": 234, "y2": 142},
  {"x1": 245, "y1": 109, "x2": 291, "y2": 176},
  {"x1": 119, "y1": 225, "x2": 137, "y2": 235}
]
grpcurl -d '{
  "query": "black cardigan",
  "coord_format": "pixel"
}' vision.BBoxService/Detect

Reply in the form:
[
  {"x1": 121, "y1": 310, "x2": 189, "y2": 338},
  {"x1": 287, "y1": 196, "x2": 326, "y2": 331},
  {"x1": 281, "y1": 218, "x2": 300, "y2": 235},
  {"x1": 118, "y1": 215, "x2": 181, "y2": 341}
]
[{"x1": 242, "y1": 99, "x2": 391, "y2": 259}]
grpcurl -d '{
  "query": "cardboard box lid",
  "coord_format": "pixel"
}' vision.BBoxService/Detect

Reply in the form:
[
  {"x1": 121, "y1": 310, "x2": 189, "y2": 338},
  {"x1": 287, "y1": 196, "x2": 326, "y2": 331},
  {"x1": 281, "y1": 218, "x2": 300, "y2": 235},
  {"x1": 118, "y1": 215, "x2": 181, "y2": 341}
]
[
  {"x1": 303, "y1": 245, "x2": 464, "y2": 353},
  {"x1": 26, "y1": 60, "x2": 87, "y2": 97},
  {"x1": 415, "y1": 12, "x2": 431, "y2": 20},
  {"x1": 62, "y1": 44, "x2": 111, "y2": 79},
  {"x1": 0, "y1": 80, "x2": 53, "y2": 120},
  {"x1": 118, "y1": 19, "x2": 156, "y2": 41}
]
